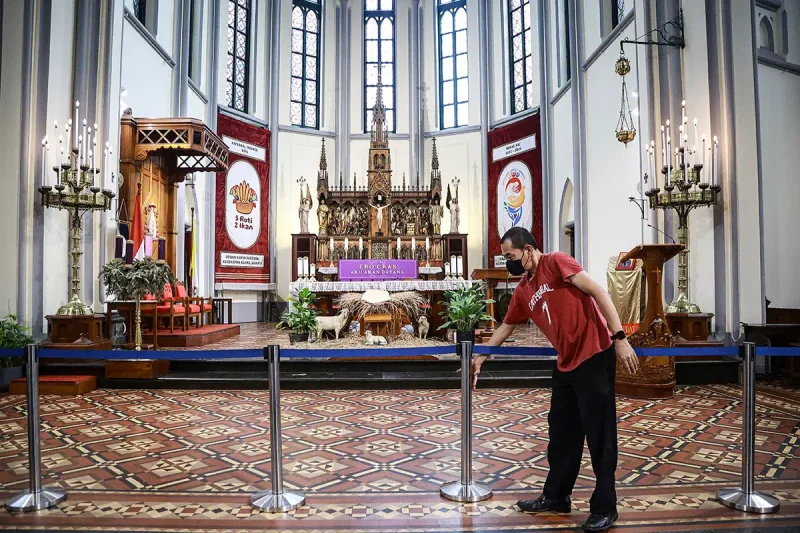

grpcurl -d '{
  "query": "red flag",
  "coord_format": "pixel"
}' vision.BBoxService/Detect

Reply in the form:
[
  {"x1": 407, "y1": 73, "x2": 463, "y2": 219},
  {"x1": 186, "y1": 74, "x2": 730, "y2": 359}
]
[{"x1": 130, "y1": 186, "x2": 144, "y2": 259}]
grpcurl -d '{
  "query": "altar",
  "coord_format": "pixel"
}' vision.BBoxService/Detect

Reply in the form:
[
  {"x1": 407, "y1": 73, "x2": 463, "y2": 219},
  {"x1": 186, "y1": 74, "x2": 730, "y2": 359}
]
[{"x1": 289, "y1": 78, "x2": 471, "y2": 341}]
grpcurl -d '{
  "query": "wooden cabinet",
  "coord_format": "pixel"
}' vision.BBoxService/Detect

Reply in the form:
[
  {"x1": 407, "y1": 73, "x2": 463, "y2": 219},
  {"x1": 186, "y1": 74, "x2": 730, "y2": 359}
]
[
  {"x1": 442, "y1": 233, "x2": 468, "y2": 277},
  {"x1": 292, "y1": 234, "x2": 317, "y2": 281}
]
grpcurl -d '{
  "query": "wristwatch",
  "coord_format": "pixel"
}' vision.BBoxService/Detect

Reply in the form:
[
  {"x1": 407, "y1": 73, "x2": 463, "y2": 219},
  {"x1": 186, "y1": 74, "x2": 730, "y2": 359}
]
[{"x1": 611, "y1": 330, "x2": 626, "y2": 341}]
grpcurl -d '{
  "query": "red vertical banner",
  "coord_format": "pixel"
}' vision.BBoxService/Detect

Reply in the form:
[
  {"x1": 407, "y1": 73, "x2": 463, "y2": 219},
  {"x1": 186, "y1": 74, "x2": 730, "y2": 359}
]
[
  {"x1": 487, "y1": 113, "x2": 543, "y2": 263},
  {"x1": 214, "y1": 113, "x2": 271, "y2": 285}
]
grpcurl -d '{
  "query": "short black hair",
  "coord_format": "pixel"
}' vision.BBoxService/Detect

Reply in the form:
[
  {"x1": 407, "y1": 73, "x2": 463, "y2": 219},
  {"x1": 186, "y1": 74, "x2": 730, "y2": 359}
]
[{"x1": 501, "y1": 227, "x2": 539, "y2": 251}]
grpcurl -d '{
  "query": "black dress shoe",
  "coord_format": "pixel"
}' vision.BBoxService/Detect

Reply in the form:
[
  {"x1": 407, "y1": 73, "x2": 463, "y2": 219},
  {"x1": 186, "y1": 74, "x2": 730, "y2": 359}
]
[
  {"x1": 516, "y1": 494, "x2": 571, "y2": 513},
  {"x1": 581, "y1": 510, "x2": 618, "y2": 531}
]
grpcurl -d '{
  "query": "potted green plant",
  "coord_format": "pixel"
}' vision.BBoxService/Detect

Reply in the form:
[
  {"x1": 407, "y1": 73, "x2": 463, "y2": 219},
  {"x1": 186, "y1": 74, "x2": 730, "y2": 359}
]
[
  {"x1": 101, "y1": 257, "x2": 175, "y2": 350},
  {"x1": 276, "y1": 287, "x2": 319, "y2": 344},
  {"x1": 438, "y1": 283, "x2": 494, "y2": 345},
  {"x1": 0, "y1": 314, "x2": 34, "y2": 390}
]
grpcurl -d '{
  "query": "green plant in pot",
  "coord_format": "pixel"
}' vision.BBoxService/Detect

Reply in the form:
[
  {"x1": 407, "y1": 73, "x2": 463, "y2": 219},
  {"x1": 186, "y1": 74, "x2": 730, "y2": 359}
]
[
  {"x1": 438, "y1": 283, "x2": 494, "y2": 345},
  {"x1": 0, "y1": 314, "x2": 34, "y2": 389},
  {"x1": 101, "y1": 257, "x2": 175, "y2": 350},
  {"x1": 276, "y1": 287, "x2": 319, "y2": 344}
]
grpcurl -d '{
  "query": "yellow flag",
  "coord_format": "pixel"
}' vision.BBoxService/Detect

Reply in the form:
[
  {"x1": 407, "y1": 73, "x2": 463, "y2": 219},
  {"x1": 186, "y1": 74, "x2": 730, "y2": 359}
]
[{"x1": 190, "y1": 212, "x2": 197, "y2": 277}]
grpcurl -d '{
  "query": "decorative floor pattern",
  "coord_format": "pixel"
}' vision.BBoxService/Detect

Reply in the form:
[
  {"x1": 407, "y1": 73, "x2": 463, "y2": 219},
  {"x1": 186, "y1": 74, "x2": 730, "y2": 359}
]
[{"x1": 0, "y1": 384, "x2": 798, "y2": 532}]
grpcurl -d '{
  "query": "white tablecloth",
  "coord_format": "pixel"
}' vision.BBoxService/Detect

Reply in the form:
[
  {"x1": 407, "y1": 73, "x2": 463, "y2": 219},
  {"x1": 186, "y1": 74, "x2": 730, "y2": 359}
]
[{"x1": 290, "y1": 279, "x2": 476, "y2": 294}]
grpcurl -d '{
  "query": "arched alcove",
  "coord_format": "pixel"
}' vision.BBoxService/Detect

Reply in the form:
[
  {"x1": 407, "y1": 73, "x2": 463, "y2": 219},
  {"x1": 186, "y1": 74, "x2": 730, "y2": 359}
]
[{"x1": 760, "y1": 16, "x2": 775, "y2": 52}]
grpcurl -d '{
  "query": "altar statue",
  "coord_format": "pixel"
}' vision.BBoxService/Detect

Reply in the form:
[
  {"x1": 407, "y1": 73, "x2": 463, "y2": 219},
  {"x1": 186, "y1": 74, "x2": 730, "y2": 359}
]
[
  {"x1": 144, "y1": 203, "x2": 158, "y2": 256},
  {"x1": 317, "y1": 196, "x2": 330, "y2": 236},
  {"x1": 430, "y1": 199, "x2": 443, "y2": 235},
  {"x1": 449, "y1": 197, "x2": 460, "y2": 233},
  {"x1": 369, "y1": 200, "x2": 388, "y2": 234},
  {"x1": 298, "y1": 182, "x2": 313, "y2": 233}
]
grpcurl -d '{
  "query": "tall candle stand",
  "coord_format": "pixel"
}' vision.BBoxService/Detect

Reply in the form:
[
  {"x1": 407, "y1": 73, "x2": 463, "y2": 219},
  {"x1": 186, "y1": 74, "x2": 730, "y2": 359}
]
[
  {"x1": 38, "y1": 113, "x2": 115, "y2": 316},
  {"x1": 645, "y1": 148, "x2": 720, "y2": 313}
]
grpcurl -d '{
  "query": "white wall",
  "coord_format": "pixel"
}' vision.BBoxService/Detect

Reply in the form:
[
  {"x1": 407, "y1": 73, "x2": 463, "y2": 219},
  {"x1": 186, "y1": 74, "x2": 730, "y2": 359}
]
[
  {"x1": 549, "y1": 90, "x2": 573, "y2": 250},
  {"x1": 759, "y1": 65, "x2": 800, "y2": 308},
  {"x1": 120, "y1": 20, "x2": 174, "y2": 117}
]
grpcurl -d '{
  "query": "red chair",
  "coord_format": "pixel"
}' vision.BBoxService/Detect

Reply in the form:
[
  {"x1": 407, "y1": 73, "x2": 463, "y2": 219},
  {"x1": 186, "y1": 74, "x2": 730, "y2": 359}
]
[
  {"x1": 175, "y1": 282, "x2": 203, "y2": 329},
  {"x1": 142, "y1": 283, "x2": 186, "y2": 333}
]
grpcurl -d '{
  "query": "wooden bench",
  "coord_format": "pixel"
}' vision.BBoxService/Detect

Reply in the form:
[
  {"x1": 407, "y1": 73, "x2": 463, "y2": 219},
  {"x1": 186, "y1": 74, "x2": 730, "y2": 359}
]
[{"x1": 9, "y1": 375, "x2": 97, "y2": 396}]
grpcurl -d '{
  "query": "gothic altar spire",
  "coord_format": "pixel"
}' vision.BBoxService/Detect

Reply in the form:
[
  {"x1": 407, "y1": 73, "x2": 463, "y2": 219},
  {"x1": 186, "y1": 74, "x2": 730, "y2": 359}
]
[
  {"x1": 371, "y1": 71, "x2": 388, "y2": 147},
  {"x1": 319, "y1": 138, "x2": 328, "y2": 170}
]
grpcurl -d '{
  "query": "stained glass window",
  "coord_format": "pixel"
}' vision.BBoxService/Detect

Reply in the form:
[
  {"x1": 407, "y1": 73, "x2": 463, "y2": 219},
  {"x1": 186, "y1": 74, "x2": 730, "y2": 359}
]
[
  {"x1": 508, "y1": 0, "x2": 533, "y2": 114},
  {"x1": 364, "y1": 0, "x2": 395, "y2": 132},
  {"x1": 226, "y1": 0, "x2": 251, "y2": 112},
  {"x1": 291, "y1": 1, "x2": 323, "y2": 128},
  {"x1": 133, "y1": 0, "x2": 146, "y2": 24},
  {"x1": 438, "y1": 0, "x2": 468, "y2": 129}
]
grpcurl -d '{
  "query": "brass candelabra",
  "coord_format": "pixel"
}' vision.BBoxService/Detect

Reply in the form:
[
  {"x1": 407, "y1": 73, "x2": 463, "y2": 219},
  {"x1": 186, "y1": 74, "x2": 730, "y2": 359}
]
[
  {"x1": 645, "y1": 151, "x2": 720, "y2": 313},
  {"x1": 38, "y1": 149, "x2": 114, "y2": 316}
]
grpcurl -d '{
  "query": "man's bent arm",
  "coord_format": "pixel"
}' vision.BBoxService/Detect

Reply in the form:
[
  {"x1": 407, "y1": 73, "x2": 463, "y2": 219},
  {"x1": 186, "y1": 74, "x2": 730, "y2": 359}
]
[
  {"x1": 485, "y1": 322, "x2": 515, "y2": 348},
  {"x1": 568, "y1": 271, "x2": 625, "y2": 333}
]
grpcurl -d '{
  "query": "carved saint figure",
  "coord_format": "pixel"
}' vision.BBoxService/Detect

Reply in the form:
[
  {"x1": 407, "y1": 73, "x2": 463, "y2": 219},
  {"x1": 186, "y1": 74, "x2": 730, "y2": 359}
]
[
  {"x1": 317, "y1": 196, "x2": 329, "y2": 236},
  {"x1": 449, "y1": 197, "x2": 460, "y2": 234},
  {"x1": 430, "y1": 199, "x2": 443, "y2": 235},
  {"x1": 145, "y1": 204, "x2": 158, "y2": 237},
  {"x1": 368, "y1": 200, "x2": 388, "y2": 234},
  {"x1": 298, "y1": 183, "x2": 313, "y2": 233}
]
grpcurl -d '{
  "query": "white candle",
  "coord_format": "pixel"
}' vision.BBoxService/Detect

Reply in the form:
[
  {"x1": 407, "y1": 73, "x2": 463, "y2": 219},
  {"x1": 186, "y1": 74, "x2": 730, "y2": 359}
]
[
  {"x1": 329, "y1": 237, "x2": 334, "y2": 253},
  {"x1": 310, "y1": 263, "x2": 316, "y2": 278},
  {"x1": 41, "y1": 138, "x2": 47, "y2": 185},
  {"x1": 88, "y1": 149, "x2": 93, "y2": 185},
  {"x1": 411, "y1": 237, "x2": 416, "y2": 251},
  {"x1": 444, "y1": 263, "x2": 451, "y2": 277},
  {"x1": 59, "y1": 147, "x2": 64, "y2": 183},
  {"x1": 344, "y1": 237, "x2": 349, "y2": 258},
  {"x1": 425, "y1": 237, "x2": 430, "y2": 250},
  {"x1": 643, "y1": 147, "x2": 649, "y2": 198},
  {"x1": 359, "y1": 237, "x2": 363, "y2": 251},
  {"x1": 304, "y1": 257, "x2": 310, "y2": 277},
  {"x1": 297, "y1": 258, "x2": 302, "y2": 277},
  {"x1": 701, "y1": 134, "x2": 706, "y2": 175},
  {"x1": 396, "y1": 237, "x2": 401, "y2": 251},
  {"x1": 666, "y1": 120, "x2": 671, "y2": 185},
  {"x1": 456, "y1": 256, "x2": 463, "y2": 277},
  {"x1": 681, "y1": 100, "x2": 686, "y2": 122},
  {"x1": 78, "y1": 135, "x2": 82, "y2": 166},
  {"x1": 65, "y1": 121, "x2": 72, "y2": 162},
  {"x1": 74, "y1": 101, "x2": 80, "y2": 150},
  {"x1": 693, "y1": 118, "x2": 698, "y2": 166},
  {"x1": 650, "y1": 140, "x2": 656, "y2": 188},
  {"x1": 679, "y1": 125, "x2": 683, "y2": 148},
  {"x1": 660, "y1": 125, "x2": 666, "y2": 167},
  {"x1": 82, "y1": 119, "x2": 87, "y2": 163},
  {"x1": 450, "y1": 255, "x2": 457, "y2": 274},
  {"x1": 713, "y1": 136, "x2": 718, "y2": 187}
]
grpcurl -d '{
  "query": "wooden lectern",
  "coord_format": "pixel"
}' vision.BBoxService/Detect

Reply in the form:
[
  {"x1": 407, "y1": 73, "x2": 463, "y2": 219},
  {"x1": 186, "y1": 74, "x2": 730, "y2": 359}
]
[
  {"x1": 616, "y1": 244, "x2": 684, "y2": 399},
  {"x1": 472, "y1": 269, "x2": 521, "y2": 338}
]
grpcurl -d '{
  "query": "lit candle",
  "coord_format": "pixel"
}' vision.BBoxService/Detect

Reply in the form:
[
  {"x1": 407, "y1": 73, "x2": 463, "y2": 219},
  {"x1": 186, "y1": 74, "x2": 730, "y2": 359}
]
[
  {"x1": 683, "y1": 116, "x2": 689, "y2": 172},
  {"x1": 88, "y1": 149, "x2": 93, "y2": 185},
  {"x1": 82, "y1": 119, "x2": 87, "y2": 163},
  {"x1": 693, "y1": 118, "x2": 698, "y2": 166},
  {"x1": 65, "y1": 120, "x2": 72, "y2": 163},
  {"x1": 650, "y1": 140, "x2": 656, "y2": 188},
  {"x1": 679, "y1": 124, "x2": 683, "y2": 149},
  {"x1": 74, "y1": 101, "x2": 80, "y2": 150},
  {"x1": 665, "y1": 120, "x2": 671, "y2": 185},
  {"x1": 701, "y1": 134, "x2": 706, "y2": 177},
  {"x1": 456, "y1": 256, "x2": 463, "y2": 277},
  {"x1": 660, "y1": 125, "x2": 666, "y2": 167},
  {"x1": 713, "y1": 136, "x2": 718, "y2": 187},
  {"x1": 681, "y1": 100, "x2": 686, "y2": 122},
  {"x1": 41, "y1": 137, "x2": 47, "y2": 185},
  {"x1": 78, "y1": 135, "x2": 83, "y2": 166}
]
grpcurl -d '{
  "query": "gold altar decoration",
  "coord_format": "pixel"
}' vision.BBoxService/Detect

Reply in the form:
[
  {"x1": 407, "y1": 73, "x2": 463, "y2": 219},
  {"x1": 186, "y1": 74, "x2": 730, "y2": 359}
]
[
  {"x1": 615, "y1": 53, "x2": 637, "y2": 147},
  {"x1": 315, "y1": 76, "x2": 446, "y2": 263},
  {"x1": 38, "y1": 101, "x2": 115, "y2": 316}
]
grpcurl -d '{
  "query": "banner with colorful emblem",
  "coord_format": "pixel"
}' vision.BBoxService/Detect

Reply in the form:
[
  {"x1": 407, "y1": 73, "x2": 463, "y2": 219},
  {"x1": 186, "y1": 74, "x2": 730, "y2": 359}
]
[
  {"x1": 214, "y1": 112, "x2": 271, "y2": 285},
  {"x1": 487, "y1": 113, "x2": 542, "y2": 260}
]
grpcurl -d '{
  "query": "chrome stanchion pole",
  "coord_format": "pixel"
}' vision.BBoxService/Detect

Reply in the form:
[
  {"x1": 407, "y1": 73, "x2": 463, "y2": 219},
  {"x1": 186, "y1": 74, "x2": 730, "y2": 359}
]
[
  {"x1": 718, "y1": 342, "x2": 779, "y2": 513},
  {"x1": 251, "y1": 345, "x2": 305, "y2": 512},
  {"x1": 5, "y1": 344, "x2": 67, "y2": 513},
  {"x1": 440, "y1": 340, "x2": 492, "y2": 502}
]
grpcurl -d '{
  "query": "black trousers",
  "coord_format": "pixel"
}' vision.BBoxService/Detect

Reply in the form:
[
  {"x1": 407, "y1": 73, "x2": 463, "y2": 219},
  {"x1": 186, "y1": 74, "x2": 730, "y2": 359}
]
[{"x1": 542, "y1": 346, "x2": 618, "y2": 514}]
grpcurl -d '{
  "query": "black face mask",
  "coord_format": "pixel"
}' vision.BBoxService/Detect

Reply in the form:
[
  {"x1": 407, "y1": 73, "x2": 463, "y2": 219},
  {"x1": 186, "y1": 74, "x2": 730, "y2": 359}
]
[{"x1": 506, "y1": 249, "x2": 527, "y2": 276}]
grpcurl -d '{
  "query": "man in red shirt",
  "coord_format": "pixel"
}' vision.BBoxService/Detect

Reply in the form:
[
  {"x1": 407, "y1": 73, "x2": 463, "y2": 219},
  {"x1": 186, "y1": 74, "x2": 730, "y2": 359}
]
[{"x1": 472, "y1": 227, "x2": 638, "y2": 532}]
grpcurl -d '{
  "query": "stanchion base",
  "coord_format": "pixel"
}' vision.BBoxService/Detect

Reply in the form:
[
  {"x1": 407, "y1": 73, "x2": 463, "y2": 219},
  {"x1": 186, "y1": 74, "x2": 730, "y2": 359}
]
[
  {"x1": 250, "y1": 490, "x2": 305, "y2": 512},
  {"x1": 5, "y1": 487, "x2": 67, "y2": 513},
  {"x1": 440, "y1": 481, "x2": 493, "y2": 502},
  {"x1": 717, "y1": 488, "x2": 780, "y2": 513}
]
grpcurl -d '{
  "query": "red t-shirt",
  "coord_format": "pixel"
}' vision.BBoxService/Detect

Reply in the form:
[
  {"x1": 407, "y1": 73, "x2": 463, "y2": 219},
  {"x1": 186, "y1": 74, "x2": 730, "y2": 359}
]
[{"x1": 504, "y1": 252, "x2": 612, "y2": 372}]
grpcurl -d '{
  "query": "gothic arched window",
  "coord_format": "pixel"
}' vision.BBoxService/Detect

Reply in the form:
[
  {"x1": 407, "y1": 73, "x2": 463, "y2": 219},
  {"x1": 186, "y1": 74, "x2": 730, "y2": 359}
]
[
  {"x1": 226, "y1": 0, "x2": 251, "y2": 112},
  {"x1": 508, "y1": 0, "x2": 533, "y2": 114},
  {"x1": 291, "y1": 0, "x2": 323, "y2": 129},
  {"x1": 438, "y1": 0, "x2": 469, "y2": 129},
  {"x1": 364, "y1": 0, "x2": 396, "y2": 133}
]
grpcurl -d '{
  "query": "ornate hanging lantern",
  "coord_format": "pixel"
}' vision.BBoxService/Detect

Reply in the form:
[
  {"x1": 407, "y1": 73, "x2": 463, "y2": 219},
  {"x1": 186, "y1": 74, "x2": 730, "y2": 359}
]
[{"x1": 615, "y1": 54, "x2": 637, "y2": 147}]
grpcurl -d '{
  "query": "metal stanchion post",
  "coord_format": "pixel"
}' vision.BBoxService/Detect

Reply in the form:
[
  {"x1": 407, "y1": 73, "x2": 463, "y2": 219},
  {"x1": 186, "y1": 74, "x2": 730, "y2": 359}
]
[
  {"x1": 440, "y1": 340, "x2": 492, "y2": 502},
  {"x1": 717, "y1": 342, "x2": 779, "y2": 513},
  {"x1": 251, "y1": 345, "x2": 305, "y2": 512},
  {"x1": 5, "y1": 344, "x2": 67, "y2": 513}
]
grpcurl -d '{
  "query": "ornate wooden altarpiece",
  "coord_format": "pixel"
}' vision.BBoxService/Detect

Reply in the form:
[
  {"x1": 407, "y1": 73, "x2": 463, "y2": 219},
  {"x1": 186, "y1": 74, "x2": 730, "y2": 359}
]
[
  {"x1": 118, "y1": 109, "x2": 228, "y2": 272},
  {"x1": 307, "y1": 80, "x2": 459, "y2": 271}
]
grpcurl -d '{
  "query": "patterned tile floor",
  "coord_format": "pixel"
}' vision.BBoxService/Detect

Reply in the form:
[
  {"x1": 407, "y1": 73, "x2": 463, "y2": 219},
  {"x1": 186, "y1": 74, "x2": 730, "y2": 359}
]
[{"x1": 0, "y1": 384, "x2": 799, "y2": 532}]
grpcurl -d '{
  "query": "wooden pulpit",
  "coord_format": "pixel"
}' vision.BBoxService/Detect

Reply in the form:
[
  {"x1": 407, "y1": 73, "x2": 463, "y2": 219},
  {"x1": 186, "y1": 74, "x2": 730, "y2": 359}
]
[{"x1": 616, "y1": 244, "x2": 684, "y2": 399}]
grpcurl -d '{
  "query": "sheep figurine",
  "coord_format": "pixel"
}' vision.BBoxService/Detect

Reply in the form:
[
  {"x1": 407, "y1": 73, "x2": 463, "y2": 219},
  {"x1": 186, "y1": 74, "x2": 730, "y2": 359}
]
[
  {"x1": 315, "y1": 310, "x2": 350, "y2": 341},
  {"x1": 417, "y1": 316, "x2": 430, "y2": 340},
  {"x1": 365, "y1": 330, "x2": 388, "y2": 346}
]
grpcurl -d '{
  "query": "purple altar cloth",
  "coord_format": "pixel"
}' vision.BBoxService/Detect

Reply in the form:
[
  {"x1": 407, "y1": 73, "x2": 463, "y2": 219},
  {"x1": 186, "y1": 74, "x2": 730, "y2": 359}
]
[{"x1": 338, "y1": 259, "x2": 418, "y2": 281}]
